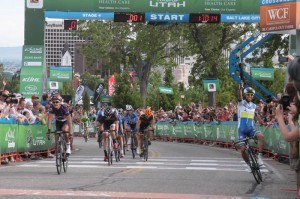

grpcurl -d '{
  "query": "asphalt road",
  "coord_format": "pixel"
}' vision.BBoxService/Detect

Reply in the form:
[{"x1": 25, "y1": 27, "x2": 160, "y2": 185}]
[{"x1": 0, "y1": 137, "x2": 296, "y2": 199}]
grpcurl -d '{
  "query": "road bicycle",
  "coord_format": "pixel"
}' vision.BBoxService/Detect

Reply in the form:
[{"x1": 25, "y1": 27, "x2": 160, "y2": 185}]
[
  {"x1": 233, "y1": 136, "x2": 262, "y2": 184},
  {"x1": 122, "y1": 132, "x2": 127, "y2": 155},
  {"x1": 140, "y1": 129, "x2": 149, "y2": 161},
  {"x1": 114, "y1": 136, "x2": 121, "y2": 162},
  {"x1": 97, "y1": 128, "x2": 103, "y2": 148},
  {"x1": 82, "y1": 123, "x2": 89, "y2": 142},
  {"x1": 128, "y1": 130, "x2": 137, "y2": 159},
  {"x1": 104, "y1": 129, "x2": 113, "y2": 166},
  {"x1": 48, "y1": 131, "x2": 69, "y2": 175}
]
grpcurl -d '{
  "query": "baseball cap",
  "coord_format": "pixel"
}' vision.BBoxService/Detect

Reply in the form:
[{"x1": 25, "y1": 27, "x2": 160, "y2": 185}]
[{"x1": 31, "y1": 95, "x2": 39, "y2": 100}]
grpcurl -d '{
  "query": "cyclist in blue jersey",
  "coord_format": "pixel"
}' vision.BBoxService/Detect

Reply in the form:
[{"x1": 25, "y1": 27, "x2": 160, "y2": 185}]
[
  {"x1": 237, "y1": 83, "x2": 264, "y2": 171},
  {"x1": 114, "y1": 108, "x2": 124, "y2": 157},
  {"x1": 123, "y1": 105, "x2": 139, "y2": 153},
  {"x1": 47, "y1": 94, "x2": 73, "y2": 155}
]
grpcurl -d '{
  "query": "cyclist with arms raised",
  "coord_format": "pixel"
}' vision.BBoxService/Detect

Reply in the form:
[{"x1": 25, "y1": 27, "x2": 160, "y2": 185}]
[
  {"x1": 237, "y1": 82, "x2": 264, "y2": 172},
  {"x1": 97, "y1": 107, "x2": 119, "y2": 161},
  {"x1": 136, "y1": 107, "x2": 155, "y2": 157},
  {"x1": 47, "y1": 94, "x2": 73, "y2": 155},
  {"x1": 123, "y1": 105, "x2": 139, "y2": 153}
]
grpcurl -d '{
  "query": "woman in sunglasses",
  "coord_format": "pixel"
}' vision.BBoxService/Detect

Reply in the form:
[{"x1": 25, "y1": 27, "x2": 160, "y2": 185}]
[
  {"x1": 237, "y1": 82, "x2": 265, "y2": 172},
  {"x1": 47, "y1": 94, "x2": 73, "y2": 155}
]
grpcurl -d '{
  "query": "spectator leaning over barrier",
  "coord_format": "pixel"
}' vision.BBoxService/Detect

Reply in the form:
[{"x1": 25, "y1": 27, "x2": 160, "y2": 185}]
[
  {"x1": 237, "y1": 81, "x2": 265, "y2": 172},
  {"x1": 275, "y1": 56, "x2": 300, "y2": 199},
  {"x1": 22, "y1": 101, "x2": 36, "y2": 124}
]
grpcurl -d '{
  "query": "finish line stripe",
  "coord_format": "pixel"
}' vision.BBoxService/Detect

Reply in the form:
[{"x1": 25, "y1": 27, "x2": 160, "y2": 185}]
[{"x1": 0, "y1": 189, "x2": 269, "y2": 199}]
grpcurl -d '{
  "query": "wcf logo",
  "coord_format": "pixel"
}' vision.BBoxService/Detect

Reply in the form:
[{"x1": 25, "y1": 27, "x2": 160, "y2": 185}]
[{"x1": 267, "y1": 5, "x2": 290, "y2": 22}]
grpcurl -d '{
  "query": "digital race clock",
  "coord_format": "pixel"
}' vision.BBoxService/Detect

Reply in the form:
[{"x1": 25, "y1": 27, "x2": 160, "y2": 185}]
[
  {"x1": 189, "y1": 14, "x2": 221, "y2": 23},
  {"x1": 114, "y1": 12, "x2": 145, "y2": 23},
  {"x1": 64, "y1": 20, "x2": 77, "y2": 30}
]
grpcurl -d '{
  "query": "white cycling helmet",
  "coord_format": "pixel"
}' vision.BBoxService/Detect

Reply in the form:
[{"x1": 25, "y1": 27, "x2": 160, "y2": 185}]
[
  {"x1": 126, "y1": 104, "x2": 133, "y2": 111},
  {"x1": 243, "y1": 87, "x2": 255, "y2": 95}
]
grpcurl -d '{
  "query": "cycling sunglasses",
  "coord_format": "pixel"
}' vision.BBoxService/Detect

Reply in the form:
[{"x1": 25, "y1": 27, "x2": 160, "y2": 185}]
[
  {"x1": 246, "y1": 93, "x2": 254, "y2": 97},
  {"x1": 52, "y1": 101, "x2": 60, "y2": 104}
]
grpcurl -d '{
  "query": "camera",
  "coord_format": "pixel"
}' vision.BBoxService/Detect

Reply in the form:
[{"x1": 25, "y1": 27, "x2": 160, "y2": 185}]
[
  {"x1": 280, "y1": 95, "x2": 291, "y2": 110},
  {"x1": 278, "y1": 56, "x2": 289, "y2": 63}
]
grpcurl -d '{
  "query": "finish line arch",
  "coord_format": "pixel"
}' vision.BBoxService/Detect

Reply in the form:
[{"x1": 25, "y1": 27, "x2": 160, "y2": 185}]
[{"x1": 21, "y1": 0, "x2": 261, "y2": 98}]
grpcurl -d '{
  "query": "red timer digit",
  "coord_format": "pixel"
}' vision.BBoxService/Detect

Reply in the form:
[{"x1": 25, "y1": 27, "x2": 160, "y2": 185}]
[
  {"x1": 114, "y1": 13, "x2": 145, "y2": 23},
  {"x1": 189, "y1": 13, "x2": 220, "y2": 23}
]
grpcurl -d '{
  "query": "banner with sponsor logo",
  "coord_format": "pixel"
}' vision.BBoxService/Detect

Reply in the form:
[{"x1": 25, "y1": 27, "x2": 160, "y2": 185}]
[
  {"x1": 203, "y1": 79, "x2": 220, "y2": 92},
  {"x1": 251, "y1": 68, "x2": 274, "y2": 81},
  {"x1": 260, "y1": 1, "x2": 298, "y2": 32},
  {"x1": 50, "y1": 67, "x2": 72, "y2": 82},
  {"x1": 108, "y1": 75, "x2": 115, "y2": 96},
  {"x1": 159, "y1": 86, "x2": 174, "y2": 94},
  {"x1": 19, "y1": 67, "x2": 43, "y2": 99},
  {"x1": 42, "y1": 0, "x2": 259, "y2": 14},
  {"x1": 22, "y1": 45, "x2": 44, "y2": 67}
]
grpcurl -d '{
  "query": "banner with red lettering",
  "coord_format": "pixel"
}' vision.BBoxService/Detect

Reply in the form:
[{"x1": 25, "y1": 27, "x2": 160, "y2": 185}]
[{"x1": 108, "y1": 75, "x2": 115, "y2": 96}]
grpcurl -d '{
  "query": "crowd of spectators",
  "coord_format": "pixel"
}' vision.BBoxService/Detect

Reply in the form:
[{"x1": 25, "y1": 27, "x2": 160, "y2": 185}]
[{"x1": 153, "y1": 95, "x2": 285, "y2": 127}]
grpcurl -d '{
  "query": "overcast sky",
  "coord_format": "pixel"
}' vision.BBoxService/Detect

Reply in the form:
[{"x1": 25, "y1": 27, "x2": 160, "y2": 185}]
[{"x1": 0, "y1": 0, "x2": 25, "y2": 47}]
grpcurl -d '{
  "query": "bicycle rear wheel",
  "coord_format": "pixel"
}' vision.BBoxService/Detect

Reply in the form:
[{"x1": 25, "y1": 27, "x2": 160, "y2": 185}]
[
  {"x1": 248, "y1": 149, "x2": 262, "y2": 184},
  {"x1": 97, "y1": 132, "x2": 102, "y2": 148},
  {"x1": 107, "y1": 136, "x2": 113, "y2": 166},
  {"x1": 123, "y1": 134, "x2": 126, "y2": 155},
  {"x1": 143, "y1": 133, "x2": 148, "y2": 161},
  {"x1": 56, "y1": 142, "x2": 62, "y2": 175}
]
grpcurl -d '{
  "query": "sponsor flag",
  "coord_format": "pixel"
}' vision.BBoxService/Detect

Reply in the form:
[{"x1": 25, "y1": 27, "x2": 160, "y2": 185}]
[
  {"x1": 75, "y1": 85, "x2": 85, "y2": 103},
  {"x1": 94, "y1": 83, "x2": 104, "y2": 101},
  {"x1": 108, "y1": 75, "x2": 115, "y2": 96}
]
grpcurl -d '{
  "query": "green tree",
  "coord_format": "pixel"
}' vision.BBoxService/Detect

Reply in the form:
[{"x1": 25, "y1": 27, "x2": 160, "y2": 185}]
[
  {"x1": 184, "y1": 23, "x2": 258, "y2": 106},
  {"x1": 112, "y1": 71, "x2": 142, "y2": 109},
  {"x1": 158, "y1": 65, "x2": 177, "y2": 110},
  {"x1": 82, "y1": 88, "x2": 90, "y2": 113}
]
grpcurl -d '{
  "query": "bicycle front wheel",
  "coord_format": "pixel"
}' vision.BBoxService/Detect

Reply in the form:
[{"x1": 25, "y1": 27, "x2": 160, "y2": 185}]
[
  {"x1": 63, "y1": 144, "x2": 68, "y2": 173},
  {"x1": 131, "y1": 134, "x2": 136, "y2": 159},
  {"x1": 248, "y1": 149, "x2": 262, "y2": 184},
  {"x1": 143, "y1": 134, "x2": 148, "y2": 161},
  {"x1": 56, "y1": 142, "x2": 62, "y2": 175}
]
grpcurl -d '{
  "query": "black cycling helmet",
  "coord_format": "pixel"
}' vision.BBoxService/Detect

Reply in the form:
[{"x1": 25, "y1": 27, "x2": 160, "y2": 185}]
[
  {"x1": 243, "y1": 87, "x2": 255, "y2": 95},
  {"x1": 104, "y1": 107, "x2": 111, "y2": 117}
]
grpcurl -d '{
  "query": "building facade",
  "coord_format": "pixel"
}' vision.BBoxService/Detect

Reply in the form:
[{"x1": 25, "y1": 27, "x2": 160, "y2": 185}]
[{"x1": 44, "y1": 20, "x2": 85, "y2": 67}]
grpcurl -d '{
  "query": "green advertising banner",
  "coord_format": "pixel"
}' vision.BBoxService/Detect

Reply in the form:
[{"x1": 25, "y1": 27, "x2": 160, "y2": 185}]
[
  {"x1": 0, "y1": 123, "x2": 18, "y2": 154},
  {"x1": 155, "y1": 122, "x2": 291, "y2": 156},
  {"x1": 101, "y1": 96, "x2": 112, "y2": 103},
  {"x1": 41, "y1": 0, "x2": 259, "y2": 14},
  {"x1": 159, "y1": 86, "x2": 173, "y2": 94},
  {"x1": 251, "y1": 68, "x2": 274, "y2": 81},
  {"x1": 203, "y1": 79, "x2": 220, "y2": 92},
  {"x1": 18, "y1": 124, "x2": 54, "y2": 152},
  {"x1": 50, "y1": 67, "x2": 73, "y2": 82},
  {"x1": 22, "y1": 45, "x2": 44, "y2": 67},
  {"x1": 19, "y1": 67, "x2": 44, "y2": 99}
]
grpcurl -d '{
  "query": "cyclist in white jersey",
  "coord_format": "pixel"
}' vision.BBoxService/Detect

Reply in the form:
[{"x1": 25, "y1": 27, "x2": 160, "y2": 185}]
[{"x1": 237, "y1": 83, "x2": 264, "y2": 171}]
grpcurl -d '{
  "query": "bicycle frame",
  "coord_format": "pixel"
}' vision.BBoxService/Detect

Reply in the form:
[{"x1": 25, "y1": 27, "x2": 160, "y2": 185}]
[
  {"x1": 234, "y1": 137, "x2": 262, "y2": 184},
  {"x1": 49, "y1": 131, "x2": 69, "y2": 175}
]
